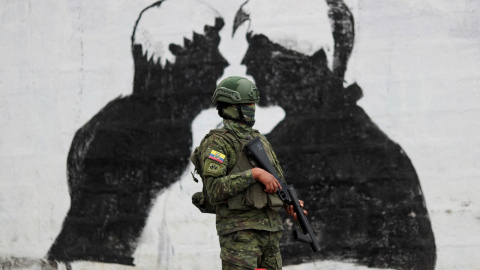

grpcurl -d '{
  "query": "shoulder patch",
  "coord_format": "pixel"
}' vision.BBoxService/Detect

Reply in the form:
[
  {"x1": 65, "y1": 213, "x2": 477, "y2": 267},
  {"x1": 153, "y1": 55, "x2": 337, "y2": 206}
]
[
  {"x1": 208, "y1": 150, "x2": 226, "y2": 164},
  {"x1": 207, "y1": 162, "x2": 220, "y2": 174}
]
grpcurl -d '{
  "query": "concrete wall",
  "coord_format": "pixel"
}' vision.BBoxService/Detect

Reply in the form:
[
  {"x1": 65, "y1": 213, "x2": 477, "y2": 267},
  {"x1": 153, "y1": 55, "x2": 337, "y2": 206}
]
[{"x1": 0, "y1": 0, "x2": 479, "y2": 269}]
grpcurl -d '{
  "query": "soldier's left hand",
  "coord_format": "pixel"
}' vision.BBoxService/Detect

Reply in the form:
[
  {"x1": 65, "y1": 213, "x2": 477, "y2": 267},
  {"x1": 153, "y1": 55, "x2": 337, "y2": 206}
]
[{"x1": 286, "y1": 200, "x2": 308, "y2": 221}]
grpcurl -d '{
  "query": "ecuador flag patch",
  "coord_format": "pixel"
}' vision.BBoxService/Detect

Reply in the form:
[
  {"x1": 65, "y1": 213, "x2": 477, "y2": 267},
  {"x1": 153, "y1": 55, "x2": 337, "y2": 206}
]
[{"x1": 209, "y1": 150, "x2": 226, "y2": 163}]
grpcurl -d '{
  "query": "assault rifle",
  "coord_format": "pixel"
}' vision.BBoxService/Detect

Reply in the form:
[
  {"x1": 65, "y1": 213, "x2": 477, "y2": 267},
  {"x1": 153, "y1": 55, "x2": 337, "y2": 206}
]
[{"x1": 245, "y1": 137, "x2": 321, "y2": 253}]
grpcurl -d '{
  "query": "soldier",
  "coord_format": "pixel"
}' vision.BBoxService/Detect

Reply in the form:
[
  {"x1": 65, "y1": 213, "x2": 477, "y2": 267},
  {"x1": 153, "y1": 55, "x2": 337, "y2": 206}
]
[{"x1": 191, "y1": 76, "x2": 306, "y2": 270}]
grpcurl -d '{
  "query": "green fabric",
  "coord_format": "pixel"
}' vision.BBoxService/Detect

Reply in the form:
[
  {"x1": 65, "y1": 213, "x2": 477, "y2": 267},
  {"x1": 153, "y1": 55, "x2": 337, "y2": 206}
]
[
  {"x1": 195, "y1": 123, "x2": 285, "y2": 235},
  {"x1": 222, "y1": 103, "x2": 256, "y2": 127},
  {"x1": 223, "y1": 118, "x2": 253, "y2": 140},
  {"x1": 222, "y1": 106, "x2": 241, "y2": 120},
  {"x1": 240, "y1": 103, "x2": 256, "y2": 127},
  {"x1": 219, "y1": 230, "x2": 283, "y2": 269}
]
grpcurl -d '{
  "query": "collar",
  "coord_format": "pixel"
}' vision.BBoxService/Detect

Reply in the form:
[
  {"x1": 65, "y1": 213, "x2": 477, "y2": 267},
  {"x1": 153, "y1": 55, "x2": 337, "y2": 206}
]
[{"x1": 223, "y1": 119, "x2": 254, "y2": 140}]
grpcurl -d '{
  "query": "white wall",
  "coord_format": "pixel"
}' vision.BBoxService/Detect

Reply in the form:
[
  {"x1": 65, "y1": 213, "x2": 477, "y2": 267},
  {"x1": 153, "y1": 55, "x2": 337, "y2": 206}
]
[
  {"x1": 0, "y1": 0, "x2": 479, "y2": 269},
  {"x1": 346, "y1": 1, "x2": 480, "y2": 269}
]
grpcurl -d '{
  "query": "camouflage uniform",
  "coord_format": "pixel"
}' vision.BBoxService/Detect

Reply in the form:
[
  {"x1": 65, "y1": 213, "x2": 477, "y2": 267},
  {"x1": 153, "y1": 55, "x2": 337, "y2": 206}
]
[
  {"x1": 197, "y1": 118, "x2": 285, "y2": 269},
  {"x1": 219, "y1": 230, "x2": 283, "y2": 270}
]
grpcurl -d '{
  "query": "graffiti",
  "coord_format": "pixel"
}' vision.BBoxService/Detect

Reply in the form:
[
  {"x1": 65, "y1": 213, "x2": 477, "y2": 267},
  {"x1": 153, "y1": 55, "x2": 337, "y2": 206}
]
[
  {"x1": 239, "y1": 1, "x2": 436, "y2": 269},
  {"x1": 47, "y1": 0, "x2": 436, "y2": 269},
  {"x1": 48, "y1": 1, "x2": 227, "y2": 265}
]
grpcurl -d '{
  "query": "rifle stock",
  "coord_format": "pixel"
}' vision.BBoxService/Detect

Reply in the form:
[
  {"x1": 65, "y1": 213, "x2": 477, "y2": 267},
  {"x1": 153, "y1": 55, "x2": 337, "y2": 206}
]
[{"x1": 245, "y1": 137, "x2": 321, "y2": 253}]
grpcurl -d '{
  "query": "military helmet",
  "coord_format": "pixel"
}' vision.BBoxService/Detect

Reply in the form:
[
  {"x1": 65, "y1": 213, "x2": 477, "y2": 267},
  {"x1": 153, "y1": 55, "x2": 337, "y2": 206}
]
[{"x1": 212, "y1": 76, "x2": 260, "y2": 105}]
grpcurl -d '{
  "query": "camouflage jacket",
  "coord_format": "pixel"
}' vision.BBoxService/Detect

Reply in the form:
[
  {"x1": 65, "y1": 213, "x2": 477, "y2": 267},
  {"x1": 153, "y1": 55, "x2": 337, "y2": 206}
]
[{"x1": 198, "y1": 119, "x2": 285, "y2": 235}]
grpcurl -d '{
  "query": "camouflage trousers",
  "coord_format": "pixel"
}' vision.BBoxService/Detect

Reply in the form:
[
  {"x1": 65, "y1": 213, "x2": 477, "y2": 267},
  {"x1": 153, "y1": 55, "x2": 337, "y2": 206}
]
[{"x1": 219, "y1": 229, "x2": 283, "y2": 270}]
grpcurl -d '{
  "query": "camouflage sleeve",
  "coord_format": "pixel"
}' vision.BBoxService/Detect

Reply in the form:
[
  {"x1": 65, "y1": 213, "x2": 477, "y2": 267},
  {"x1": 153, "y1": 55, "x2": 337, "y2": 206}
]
[{"x1": 200, "y1": 135, "x2": 256, "y2": 205}]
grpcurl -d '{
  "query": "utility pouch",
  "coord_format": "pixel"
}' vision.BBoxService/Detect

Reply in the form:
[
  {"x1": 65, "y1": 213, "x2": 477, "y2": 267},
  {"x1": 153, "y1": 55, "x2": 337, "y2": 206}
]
[
  {"x1": 244, "y1": 182, "x2": 268, "y2": 209},
  {"x1": 267, "y1": 193, "x2": 284, "y2": 211}
]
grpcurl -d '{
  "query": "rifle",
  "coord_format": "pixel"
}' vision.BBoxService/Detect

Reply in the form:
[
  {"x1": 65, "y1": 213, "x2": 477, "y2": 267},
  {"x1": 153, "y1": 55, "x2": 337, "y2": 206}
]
[{"x1": 245, "y1": 137, "x2": 321, "y2": 253}]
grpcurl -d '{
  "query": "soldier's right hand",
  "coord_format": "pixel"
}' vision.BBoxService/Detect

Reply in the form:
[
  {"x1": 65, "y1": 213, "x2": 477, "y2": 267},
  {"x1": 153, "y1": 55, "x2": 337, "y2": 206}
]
[{"x1": 251, "y1": 168, "x2": 282, "y2": 194}]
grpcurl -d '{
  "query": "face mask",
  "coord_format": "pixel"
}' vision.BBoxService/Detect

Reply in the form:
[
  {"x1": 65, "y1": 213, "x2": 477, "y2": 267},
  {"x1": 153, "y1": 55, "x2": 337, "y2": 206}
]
[
  {"x1": 222, "y1": 104, "x2": 256, "y2": 127},
  {"x1": 222, "y1": 105, "x2": 240, "y2": 119},
  {"x1": 240, "y1": 103, "x2": 256, "y2": 127}
]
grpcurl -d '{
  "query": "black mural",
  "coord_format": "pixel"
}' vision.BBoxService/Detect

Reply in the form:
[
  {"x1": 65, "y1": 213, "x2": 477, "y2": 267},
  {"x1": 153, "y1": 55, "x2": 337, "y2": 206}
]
[
  {"x1": 48, "y1": 1, "x2": 227, "y2": 264},
  {"x1": 239, "y1": 1, "x2": 436, "y2": 269},
  {"x1": 48, "y1": 0, "x2": 436, "y2": 269}
]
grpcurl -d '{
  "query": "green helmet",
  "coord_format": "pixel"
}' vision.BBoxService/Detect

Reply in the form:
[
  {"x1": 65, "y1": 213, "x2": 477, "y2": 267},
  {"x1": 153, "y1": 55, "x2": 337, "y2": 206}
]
[{"x1": 212, "y1": 76, "x2": 260, "y2": 105}]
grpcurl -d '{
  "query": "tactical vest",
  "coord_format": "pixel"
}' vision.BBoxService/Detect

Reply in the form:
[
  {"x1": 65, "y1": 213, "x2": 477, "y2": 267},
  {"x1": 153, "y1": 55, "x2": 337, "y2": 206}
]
[{"x1": 191, "y1": 128, "x2": 283, "y2": 213}]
